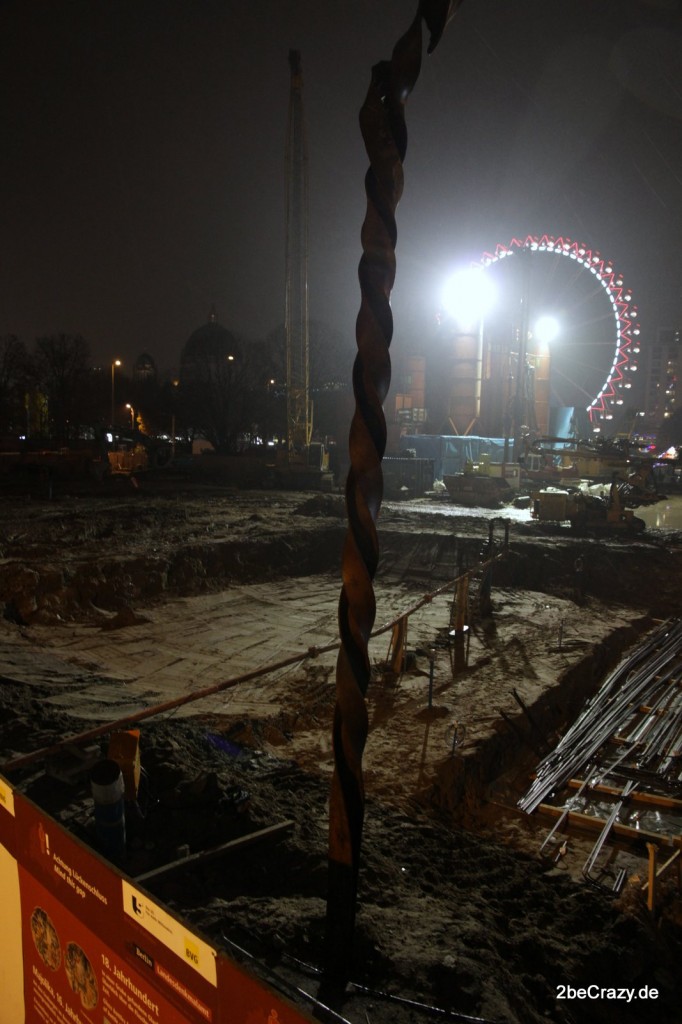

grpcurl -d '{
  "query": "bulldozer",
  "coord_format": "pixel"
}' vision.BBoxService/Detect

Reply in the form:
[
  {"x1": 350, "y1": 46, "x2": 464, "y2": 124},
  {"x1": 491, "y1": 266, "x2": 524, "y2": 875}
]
[{"x1": 531, "y1": 478, "x2": 647, "y2": 534}]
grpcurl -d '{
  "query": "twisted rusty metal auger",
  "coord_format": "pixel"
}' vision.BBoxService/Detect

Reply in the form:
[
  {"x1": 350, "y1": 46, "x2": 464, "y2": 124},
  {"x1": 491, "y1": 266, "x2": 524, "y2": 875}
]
[{"x1": 325, "y1": 0, "x2": 464, "y2": 987}]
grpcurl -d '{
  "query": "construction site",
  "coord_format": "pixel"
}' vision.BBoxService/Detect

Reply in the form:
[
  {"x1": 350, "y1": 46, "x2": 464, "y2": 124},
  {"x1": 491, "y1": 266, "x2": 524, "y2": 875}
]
[
  {"x1": 1, "y1": 471, "x2": 682, "y2": 1024},
  {"x1": 2, "y1": 6, "x2": 682, "y2": 1024}
]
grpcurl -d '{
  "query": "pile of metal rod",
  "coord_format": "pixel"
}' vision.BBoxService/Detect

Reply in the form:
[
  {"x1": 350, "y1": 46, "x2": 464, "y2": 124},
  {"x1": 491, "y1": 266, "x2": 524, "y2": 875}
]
[{"x1": 519, "y1": 618, "x2": 682, "y2": 815}]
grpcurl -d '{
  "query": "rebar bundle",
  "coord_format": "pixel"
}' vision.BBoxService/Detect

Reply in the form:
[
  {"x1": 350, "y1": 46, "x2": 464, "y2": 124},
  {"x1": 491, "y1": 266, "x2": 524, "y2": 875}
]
[
  {"x1": 519, "y1": 618, "x2": 682, "y2": 816},
  {"x1": 325, "y1": 0, "x2": 464, "y2": 986}
]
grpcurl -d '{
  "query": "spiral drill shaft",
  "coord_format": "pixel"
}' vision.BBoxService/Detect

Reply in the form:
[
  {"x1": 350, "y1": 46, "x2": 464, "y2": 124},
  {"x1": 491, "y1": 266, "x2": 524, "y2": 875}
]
[{"x1": 325, "y1": 0, "x2": 464, "y2": 986}]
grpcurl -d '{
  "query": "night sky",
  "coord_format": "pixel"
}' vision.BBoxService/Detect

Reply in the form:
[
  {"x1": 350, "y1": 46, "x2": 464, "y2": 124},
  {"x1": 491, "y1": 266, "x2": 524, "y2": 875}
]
[{"x1": 2, "y1": 0, "x2": 682, "y2": 396}]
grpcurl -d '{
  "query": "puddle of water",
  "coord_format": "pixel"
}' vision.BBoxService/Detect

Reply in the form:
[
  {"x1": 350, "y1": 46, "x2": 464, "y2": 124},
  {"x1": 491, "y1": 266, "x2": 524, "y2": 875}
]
[
  {"x1": 391, "y1": 494, "x2": 682, "y2": 531},
  {"x1": 384, "y1": 498, "x2": 532, "y2": 523},
  {"x1": 637, "y1": 495, "x2": 682, "y2": 531}
]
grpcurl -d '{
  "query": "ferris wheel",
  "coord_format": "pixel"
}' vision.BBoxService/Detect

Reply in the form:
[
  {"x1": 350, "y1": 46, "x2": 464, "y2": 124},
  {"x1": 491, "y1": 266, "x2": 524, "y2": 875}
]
[{"x1": 476, "y1": 234, "x2": 641, "y2": 428}]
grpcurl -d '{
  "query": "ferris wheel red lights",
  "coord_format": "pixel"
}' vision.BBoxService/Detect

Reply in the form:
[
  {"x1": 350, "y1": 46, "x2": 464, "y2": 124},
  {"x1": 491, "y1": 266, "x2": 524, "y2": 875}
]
[{"x1": 476, "y1": 234, "x2": 639, "y2": 425}]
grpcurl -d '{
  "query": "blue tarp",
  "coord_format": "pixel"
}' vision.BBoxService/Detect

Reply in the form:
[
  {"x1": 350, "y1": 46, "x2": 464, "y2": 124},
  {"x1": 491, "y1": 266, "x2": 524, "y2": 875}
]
[{"x1": 399, "y1": 435, "x2": 507, "y2": 481}]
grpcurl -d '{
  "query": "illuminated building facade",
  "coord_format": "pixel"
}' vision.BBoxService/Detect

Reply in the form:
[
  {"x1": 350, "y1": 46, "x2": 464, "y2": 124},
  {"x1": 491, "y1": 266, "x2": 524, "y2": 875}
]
[{"x1": 646, "y1": 328, "x2": 680, "y2": 425}]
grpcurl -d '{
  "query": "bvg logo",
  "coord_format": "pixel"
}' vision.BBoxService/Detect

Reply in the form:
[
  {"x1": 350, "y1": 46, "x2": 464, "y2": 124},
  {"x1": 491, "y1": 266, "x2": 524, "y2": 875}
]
[{"x1": 184, "y1": 939, "x2": 200, "y2": 966}]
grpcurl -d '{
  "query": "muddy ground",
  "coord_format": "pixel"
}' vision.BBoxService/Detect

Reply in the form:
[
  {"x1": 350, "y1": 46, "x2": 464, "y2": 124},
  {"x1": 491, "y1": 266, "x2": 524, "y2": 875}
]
[{"x1": 1, "y1": 468, "x2": 682, "y2": 1024}]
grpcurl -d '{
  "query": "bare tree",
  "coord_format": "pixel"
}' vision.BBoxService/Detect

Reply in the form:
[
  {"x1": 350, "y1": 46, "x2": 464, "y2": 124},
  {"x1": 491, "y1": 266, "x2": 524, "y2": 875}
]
[
  {"x1": 32, "y1": 334, "x2": 93, "y2": 444},
  {"x1": 0, "y1": 335, "x2": 30, "y2": 436}
]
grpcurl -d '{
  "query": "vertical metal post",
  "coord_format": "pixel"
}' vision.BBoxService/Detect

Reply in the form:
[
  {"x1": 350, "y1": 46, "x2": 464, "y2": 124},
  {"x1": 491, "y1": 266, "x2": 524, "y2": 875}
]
[
  {"x1": 512, "y1": 247, "x2": 531, "y2": 462},
  {"x1": 646, "y1": 843, "x2": 657, "y2": 913},
  {"x1": 324, "y1": 0, "x2": 462, "y2": 990},
  {"x1": 285, "y1": 50, "x2": 311, "y2": 453},
  {"x1": 387, "y1": 615, "x2": 408, "y2": 678},
  {"x1": 111, "y1": 359, "x2": 121, "y2": 430},
  {"x1": 479, "y1": 520, "x2": 494, "y2": 617}
]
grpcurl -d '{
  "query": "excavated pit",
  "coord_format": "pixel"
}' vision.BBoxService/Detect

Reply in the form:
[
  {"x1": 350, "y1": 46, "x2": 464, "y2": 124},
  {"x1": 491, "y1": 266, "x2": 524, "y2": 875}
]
[{"x1": 1, "y1": 478, "x2": 682, "y2": 1024}]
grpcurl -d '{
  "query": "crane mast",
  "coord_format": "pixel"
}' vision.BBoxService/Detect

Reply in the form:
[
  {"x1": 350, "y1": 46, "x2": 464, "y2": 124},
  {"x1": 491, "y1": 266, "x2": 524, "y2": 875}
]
[{"x1": 285, "y1": 49, "x2": 311, "y2": 453}]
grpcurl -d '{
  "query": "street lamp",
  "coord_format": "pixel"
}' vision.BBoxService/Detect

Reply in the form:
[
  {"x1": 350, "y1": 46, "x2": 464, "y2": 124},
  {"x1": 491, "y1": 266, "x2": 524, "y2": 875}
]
[
  {"x1": 441, "y1": 267, "x2": 497, "y2": 331},
  {"x1": 171, "y1": 379, "x2": 179, "y2": 460},
  {"x1": 441, "y1": 267, "x2": 497, "y2": 427},
  {"x1": 111, "y1": 359, "x2": 122, "y2": 428},
  {"x1": 533, "y1": 315, "x2": 560, "y2": 345},
  {"x1": 125, "y1": 404, "x2": 135, "y2": 431},
  {"x1": 226, "y1": 355, "x2": 235, "y2": 449},
  {"x1": 510, "y1": 253, "x2": 561, "y2": 459}
]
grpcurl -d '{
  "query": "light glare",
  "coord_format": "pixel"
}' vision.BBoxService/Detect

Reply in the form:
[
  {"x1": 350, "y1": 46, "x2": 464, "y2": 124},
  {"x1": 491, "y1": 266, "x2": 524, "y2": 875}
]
[
  {"x1": 534, "y1": 315, "x2": 560, "y2": 344},
  {"x1": 442, "y1": 268, "x2": 496, "y2": 329}
]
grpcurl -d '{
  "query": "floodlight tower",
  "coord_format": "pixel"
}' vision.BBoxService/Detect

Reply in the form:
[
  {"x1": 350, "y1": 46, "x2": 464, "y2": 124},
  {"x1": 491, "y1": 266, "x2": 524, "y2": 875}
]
[{"x1": 285, "y1": 49, "x2": 311, "y2": 455}]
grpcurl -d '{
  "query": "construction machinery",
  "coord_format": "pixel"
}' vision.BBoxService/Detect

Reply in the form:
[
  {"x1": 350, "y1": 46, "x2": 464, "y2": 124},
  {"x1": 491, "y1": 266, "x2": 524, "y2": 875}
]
[
  {"x1": 530, "y1": 481, "x2": 647, "y2": 533},
  {"x1": 520, "y1": 435, "x2": 661, "y2": 488},
  {"x1": 273, "y1": 50, "x2": 331, "y2": 488}
]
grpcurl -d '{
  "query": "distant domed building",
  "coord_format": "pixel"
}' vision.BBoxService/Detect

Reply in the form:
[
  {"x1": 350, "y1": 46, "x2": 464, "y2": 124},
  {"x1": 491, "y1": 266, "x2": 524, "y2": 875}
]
[
  {"x1": 179, "y1": 309, "x2": 243, "y2": 451},
  {"x1": 183, "y1": 318, "x2": 233, "y2": 349},
  {"x1": 180, "y1": 309, "x2": 240, "y2": 384},
  {"x1": 133, "y1": 352, "x2": 157, "y2": 381}
]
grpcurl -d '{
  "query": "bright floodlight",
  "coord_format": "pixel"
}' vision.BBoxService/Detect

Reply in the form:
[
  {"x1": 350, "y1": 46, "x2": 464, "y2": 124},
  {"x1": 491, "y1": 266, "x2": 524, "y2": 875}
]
[
  {"x1": 534, "y1": 315, "x2": 560, "y2": 344},
  {"x1": 442, "y1": 268, "x2": 496, "y2": 330}
]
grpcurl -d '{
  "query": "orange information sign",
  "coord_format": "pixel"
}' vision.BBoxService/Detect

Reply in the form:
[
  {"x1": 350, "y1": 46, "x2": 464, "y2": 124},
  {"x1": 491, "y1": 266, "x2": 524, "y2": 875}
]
[{"x1": 0, "y1": 773, "x2": 315, "y2": 1024}]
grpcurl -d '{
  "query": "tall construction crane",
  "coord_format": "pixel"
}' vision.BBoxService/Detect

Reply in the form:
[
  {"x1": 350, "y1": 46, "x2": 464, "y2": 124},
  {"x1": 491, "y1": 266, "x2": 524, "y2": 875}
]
[
  {"x1": 277, "y1": 50, "x2": 330, "y2": 486},
  {"x1": 284, "y1": 49, "x2": 311, "y2": 456}
]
